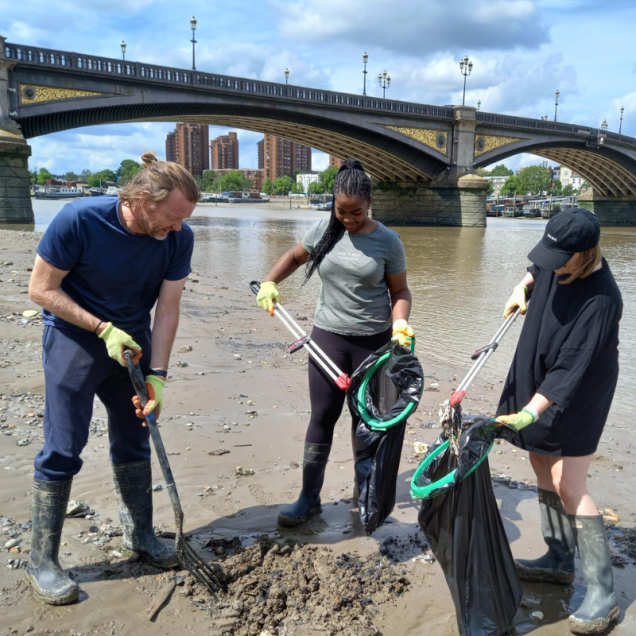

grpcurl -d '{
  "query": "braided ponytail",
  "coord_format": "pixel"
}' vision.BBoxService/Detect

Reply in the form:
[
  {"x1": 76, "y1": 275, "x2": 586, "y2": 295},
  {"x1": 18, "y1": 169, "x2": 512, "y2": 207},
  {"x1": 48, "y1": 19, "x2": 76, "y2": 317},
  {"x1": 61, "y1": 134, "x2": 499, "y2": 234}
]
[{"x1": 303, "y1": 158, "x2": 372, "y2": 284}]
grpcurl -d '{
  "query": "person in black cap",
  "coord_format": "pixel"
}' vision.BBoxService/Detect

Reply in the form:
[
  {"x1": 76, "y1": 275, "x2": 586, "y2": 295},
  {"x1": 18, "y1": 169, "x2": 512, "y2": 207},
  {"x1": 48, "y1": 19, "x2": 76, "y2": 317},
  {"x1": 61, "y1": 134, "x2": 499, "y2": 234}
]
[{"x1": 495, "y1": 208, "x2": 622, "y2": 635}]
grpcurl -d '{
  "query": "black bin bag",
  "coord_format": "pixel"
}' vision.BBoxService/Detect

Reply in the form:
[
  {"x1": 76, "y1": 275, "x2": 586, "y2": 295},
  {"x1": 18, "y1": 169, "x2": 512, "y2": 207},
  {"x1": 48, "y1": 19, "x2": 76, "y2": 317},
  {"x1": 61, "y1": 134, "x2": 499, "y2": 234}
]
[
  {"x1": 416, "y1": 416, "x2": 522, "y2": 636},
  {"x1": 348, "y1": 341, "x2": 424, "y2": 534}
]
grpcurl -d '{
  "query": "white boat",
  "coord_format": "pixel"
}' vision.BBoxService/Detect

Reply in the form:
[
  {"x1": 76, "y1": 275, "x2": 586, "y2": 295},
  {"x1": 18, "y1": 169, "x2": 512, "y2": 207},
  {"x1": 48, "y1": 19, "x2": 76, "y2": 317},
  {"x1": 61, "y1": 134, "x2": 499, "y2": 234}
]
[{"x1": 34, "y1": 187, "x2": 83, "y2": 199}]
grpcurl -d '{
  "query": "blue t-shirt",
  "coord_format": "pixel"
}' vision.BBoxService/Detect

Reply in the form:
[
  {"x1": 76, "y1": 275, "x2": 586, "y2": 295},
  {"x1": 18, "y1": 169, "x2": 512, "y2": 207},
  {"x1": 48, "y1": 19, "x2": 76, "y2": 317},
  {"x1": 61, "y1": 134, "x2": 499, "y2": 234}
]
[{"x1": 37, "y1": 196, "x2": 194, "y2": 333}]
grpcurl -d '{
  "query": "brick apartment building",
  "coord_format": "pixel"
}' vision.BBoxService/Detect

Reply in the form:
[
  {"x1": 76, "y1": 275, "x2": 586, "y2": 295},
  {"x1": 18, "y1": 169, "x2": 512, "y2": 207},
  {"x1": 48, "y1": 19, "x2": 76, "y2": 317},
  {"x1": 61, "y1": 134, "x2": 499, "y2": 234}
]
[
  {"x1": 210, "y1": 131, "x2": 239, "y2": 170},
  {"x1": 257, "y1": 134, "x2": 312, "y2": 181},
  {"x1": 164, "y1": 123, "x2": 210, "y2": 176}
]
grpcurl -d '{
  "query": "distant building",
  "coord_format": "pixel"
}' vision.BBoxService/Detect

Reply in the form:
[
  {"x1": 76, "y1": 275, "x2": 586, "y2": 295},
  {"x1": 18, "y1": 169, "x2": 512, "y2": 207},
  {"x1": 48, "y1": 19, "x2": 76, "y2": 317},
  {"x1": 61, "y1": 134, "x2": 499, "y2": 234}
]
[
  {"x1": 164, "y1": 123, "x2": 210, "y2": 176},
  {"x1": 296, "y1": 172, "x2": 320, "y2": 193},
  {"x1": 166, "y1": 131, "x2": 177, "y2": 162},
  {"x1": 216, "y1": 168, "x2": 264, "y2": 193},
  {"x1": 484, "y1": 175, "x2": 508, "y2": 197},
  {"x1": 559, "y1": 166, "x2": 584, "y2": 189},
  {"x1": 329, "y1": 155, "x2": 343, "y2": 169},
  {"x1": 211, "y1": 132, "x2": 239, "y2": 170},
  {"x1": 258, "y1": 134, "x2": 312, "y2": 181}
]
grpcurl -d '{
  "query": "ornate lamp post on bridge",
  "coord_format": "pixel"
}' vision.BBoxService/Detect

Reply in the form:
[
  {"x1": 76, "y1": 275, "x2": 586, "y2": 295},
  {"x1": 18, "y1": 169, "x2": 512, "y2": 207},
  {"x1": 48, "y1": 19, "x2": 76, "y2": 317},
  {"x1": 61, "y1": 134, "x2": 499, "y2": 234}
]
[
  {"x1": 477, "y1": 99, "x2": 481, "y2": 111},
  {"x1": 378, "y1": 70, "x2": 391, "y2": 98},
  {"x1": 120, "y1": 41, "x2": 126, "y2": 61},
  {"x1": 601, "y1": 119, "x2": 608, "y2": 131},
  {"x1": 362, "y1": 52, "x2": 368, "y2": 96},
  {"x1": 285, "y1": 68, "x2": 289, "y2": 85},
  {"x1": 619, "y1": 106, "x2": 625, "y2": 137},
  {"x1": 190, "y1": 16, "x2": 197, "y2": 71},
  {"x1": 459, "y1": 55, "x2": 473, "y2": 106},
  {"x1": 554, "y1": 89, "x2": 560, "y2": 121}
]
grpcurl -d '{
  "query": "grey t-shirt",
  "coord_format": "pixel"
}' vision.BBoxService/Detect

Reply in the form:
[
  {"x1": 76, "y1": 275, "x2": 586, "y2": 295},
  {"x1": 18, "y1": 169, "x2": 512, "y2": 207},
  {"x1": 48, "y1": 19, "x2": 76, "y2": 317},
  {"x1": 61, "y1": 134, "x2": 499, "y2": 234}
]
[{"x1": 301, "y1": 219, "x2": 407, "y2": 336}]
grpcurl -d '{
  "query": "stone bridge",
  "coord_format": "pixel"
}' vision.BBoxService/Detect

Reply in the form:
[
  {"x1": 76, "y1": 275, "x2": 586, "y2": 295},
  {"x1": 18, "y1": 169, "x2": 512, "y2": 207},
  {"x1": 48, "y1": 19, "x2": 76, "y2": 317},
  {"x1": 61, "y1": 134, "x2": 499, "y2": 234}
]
[{"x1": 2, "y1": 35, "x2": 636, "y2": 225}]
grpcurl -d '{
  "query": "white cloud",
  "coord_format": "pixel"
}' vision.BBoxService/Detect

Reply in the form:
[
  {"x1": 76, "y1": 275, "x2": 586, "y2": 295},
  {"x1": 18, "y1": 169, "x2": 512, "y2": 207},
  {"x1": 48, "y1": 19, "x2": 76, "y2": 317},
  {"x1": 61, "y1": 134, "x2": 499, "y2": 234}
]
[
  {"x1": 312, "y1": 151, "x2": 329, "y2": 172},
  {"x1": 369, "y1": 52, "x2": 577, "y2": 117},
  {"x1": 29, "y1": 123, "x2": 174, "y2": 174},
  {"x1": 275, "y1": 0, "x2": 549, "y2": 55}
]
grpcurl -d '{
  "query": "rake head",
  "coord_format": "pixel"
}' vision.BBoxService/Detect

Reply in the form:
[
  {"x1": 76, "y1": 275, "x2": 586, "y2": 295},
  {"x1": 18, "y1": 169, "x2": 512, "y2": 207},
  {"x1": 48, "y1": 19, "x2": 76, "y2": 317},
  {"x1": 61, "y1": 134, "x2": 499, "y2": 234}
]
[{"x1": 177, "y1": 533, "x2": 226, "y2": 595}]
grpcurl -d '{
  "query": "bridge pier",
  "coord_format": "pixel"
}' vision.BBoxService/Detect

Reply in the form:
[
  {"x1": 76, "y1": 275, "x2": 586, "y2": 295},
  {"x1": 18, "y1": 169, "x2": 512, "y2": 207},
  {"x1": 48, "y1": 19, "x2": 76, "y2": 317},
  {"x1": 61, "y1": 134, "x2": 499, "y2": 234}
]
[
  {"x1": 0, "y1": 136, "x2": 34, "y2": 225},
  {"x1": 0, "y1": 35, "x2": 34, "y2": 224},
  {"x1": 577, "y1": 191, "x2": 636, "y2": 226},
  {"x1": 370, "y1": 174, "x2": 488, "y2": 227}
]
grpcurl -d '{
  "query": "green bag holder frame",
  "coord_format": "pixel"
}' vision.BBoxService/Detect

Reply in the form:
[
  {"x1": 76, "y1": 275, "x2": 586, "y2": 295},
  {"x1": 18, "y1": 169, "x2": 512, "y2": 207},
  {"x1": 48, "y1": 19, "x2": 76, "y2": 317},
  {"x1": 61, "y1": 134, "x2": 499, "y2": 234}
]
[{"x1": 356, "y1": 339, "x2": 421, "y2": 432}]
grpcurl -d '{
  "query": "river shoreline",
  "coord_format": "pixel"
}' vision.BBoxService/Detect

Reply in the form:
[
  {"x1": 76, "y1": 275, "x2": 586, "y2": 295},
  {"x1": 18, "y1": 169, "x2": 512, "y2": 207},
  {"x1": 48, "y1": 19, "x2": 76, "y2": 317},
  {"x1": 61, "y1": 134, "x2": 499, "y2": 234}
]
[{"x1": 1, "y1": 228, "x2": 635, "y2": 635}]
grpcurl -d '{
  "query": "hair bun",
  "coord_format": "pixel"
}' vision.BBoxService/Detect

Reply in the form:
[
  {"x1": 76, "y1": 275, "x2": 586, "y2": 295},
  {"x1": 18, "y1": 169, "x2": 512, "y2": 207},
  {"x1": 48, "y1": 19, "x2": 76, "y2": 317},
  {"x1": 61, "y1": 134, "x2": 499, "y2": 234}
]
[
  {"x1": 338, "y1": 158, "x2": 365, "y2": 173},
  {"x1": 141, "y1": 151, "x2": 158, "y2": 166}
]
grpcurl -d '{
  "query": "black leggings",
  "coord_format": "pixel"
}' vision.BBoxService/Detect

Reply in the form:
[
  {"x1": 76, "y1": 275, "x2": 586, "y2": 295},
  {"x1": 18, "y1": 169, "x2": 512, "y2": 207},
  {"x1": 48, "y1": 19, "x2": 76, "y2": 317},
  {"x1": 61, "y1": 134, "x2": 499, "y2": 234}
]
[{"x1": 305, "y1": 326, "x2": 392, "y2": 445}]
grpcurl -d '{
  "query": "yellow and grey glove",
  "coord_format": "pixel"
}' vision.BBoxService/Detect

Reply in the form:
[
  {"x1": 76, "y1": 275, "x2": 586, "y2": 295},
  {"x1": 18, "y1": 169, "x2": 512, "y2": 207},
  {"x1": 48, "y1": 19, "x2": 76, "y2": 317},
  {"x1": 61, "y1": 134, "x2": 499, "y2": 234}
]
[
  {"x1": 496, "y1": 406, "x2": 538, "y2": 431},
  {"x1": 98, "y1": 322, "x2": 142, "y2": 366},
  {"x1": 503, "y1": 284, "x2": 528, "y2": 318},
  {"x1": 392, "y1": 319, "x2": 415, "y2": 348},
  {"x1": 132, "y1": 375, "x2": 164, "y2": 420},
  {"x1": 257, "y1": 281, "x2": 280, "y2": 315}
]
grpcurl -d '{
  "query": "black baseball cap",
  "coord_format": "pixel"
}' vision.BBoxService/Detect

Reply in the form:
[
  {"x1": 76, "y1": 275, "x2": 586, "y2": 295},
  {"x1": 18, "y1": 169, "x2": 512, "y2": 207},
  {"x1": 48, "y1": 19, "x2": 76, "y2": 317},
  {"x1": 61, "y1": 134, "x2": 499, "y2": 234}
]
[{"x1": 528, "y1": 209, "x2": 600, "y2": 270}]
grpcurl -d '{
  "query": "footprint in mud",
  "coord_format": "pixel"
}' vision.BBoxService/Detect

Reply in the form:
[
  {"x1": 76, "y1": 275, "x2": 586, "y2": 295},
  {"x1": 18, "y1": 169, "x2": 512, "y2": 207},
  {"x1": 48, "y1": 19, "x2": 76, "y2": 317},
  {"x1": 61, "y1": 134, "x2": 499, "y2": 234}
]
[{"x1": 248, "y1": 483, "x2": 275, "y2": 506}]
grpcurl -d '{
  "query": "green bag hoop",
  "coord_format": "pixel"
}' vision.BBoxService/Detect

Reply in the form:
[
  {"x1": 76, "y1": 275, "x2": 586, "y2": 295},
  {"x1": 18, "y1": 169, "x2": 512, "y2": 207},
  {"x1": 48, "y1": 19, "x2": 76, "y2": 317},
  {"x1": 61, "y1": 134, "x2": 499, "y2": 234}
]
[
  {"x1": 410, "y1": 434, "x2": 495, "y2": 501},
  {"x1": 356, "y1": 339, "x2": 421, "y2": 432}
]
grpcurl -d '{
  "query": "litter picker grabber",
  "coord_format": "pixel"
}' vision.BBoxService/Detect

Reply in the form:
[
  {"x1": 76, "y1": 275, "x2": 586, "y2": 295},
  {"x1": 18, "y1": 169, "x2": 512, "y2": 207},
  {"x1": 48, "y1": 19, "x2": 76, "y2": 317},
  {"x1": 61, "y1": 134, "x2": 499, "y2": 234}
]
[
  {"x1": 123, "y1": 350, "x2": 225, "y2": 595},
  {"x1": 438, "y1": 308, "x2": 521, "y2": 455},
  {"x1": 249, "y1": 280, "x2": 351, "y2": 390}
]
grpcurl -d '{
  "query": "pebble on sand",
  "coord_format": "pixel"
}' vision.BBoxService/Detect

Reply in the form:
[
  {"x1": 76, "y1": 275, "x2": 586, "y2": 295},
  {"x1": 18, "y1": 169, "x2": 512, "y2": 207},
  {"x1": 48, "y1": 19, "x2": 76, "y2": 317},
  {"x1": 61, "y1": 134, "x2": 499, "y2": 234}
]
[
  {"x1": 22, "y1": 310, "x2": 39, "y2": 318},
  {"x1": 66, "y1": 500, "x2": 90, "y2": 517},
  {"x1": 235, "y1": 467, "x2": 255, "y2": 476},
  {"x1": 413, "y1": 442, "x2": 429, "y2": 455}
]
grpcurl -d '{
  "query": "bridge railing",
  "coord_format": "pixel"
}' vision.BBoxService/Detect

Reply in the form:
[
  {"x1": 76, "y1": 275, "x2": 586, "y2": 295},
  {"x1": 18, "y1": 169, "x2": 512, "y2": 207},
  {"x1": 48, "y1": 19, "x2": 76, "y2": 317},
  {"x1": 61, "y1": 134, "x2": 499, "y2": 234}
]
[
  {"x1": 5, "y1": 42, "x2": 455, "y2": 120},
  {"x1": 477, "y1": 112, "x2": 636, "y2": 147}
]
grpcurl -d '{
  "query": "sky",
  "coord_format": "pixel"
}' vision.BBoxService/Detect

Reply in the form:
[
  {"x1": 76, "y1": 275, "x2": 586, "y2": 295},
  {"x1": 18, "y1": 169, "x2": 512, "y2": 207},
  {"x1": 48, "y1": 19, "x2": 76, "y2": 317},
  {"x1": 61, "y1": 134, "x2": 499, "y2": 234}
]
[{"x1": 3, "y1": 0, "x2": 635, "y2": 176}]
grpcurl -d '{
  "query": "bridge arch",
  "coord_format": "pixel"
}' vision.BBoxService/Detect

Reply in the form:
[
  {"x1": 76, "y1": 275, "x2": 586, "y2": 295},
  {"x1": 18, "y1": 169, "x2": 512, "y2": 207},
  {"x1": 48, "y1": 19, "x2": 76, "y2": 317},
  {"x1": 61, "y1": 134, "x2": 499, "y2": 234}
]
[
  {"x1": 474, "y1": 138, "x2": 636, "y2": 197},
  {"x1": 19, "y1": 102, "x2": 451, "y2": 182}
]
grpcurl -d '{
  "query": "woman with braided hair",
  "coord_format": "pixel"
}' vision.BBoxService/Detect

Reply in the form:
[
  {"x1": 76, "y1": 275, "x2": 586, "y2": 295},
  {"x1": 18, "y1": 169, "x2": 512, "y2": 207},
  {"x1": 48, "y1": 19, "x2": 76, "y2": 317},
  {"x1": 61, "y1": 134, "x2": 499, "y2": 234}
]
[{"x1": 257, "y1": 158, "x2": 413, "y2": 526}]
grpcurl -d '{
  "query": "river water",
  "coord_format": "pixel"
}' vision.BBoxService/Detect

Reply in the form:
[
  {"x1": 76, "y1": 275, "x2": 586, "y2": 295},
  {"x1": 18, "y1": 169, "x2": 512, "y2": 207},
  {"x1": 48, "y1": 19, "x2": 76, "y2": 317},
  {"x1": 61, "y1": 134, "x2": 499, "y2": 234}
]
[{"x1": 17, "y1": 200, "x2": 636, "y2": 430}]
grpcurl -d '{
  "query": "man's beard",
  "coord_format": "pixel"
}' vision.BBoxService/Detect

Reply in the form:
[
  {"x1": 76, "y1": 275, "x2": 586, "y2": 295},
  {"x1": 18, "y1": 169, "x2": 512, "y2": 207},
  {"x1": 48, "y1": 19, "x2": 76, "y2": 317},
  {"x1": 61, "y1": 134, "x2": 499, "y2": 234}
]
[{"x1": 139, "y1": 211, "x2": 169, "y2": 241}]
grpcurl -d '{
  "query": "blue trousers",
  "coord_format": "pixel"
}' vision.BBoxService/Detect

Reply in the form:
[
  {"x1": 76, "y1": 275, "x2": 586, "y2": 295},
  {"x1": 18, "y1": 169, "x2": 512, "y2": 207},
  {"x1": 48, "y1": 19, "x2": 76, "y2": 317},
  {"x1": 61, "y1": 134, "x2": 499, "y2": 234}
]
[{"x1": 34, "y1": 325, "x2": 152, "y2": 481}]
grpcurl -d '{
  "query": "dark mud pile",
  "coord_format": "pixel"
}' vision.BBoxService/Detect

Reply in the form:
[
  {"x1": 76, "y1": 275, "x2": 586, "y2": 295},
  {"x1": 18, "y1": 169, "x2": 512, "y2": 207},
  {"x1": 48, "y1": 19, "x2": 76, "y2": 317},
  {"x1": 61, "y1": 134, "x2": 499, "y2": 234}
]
[{"x1": 190, "y1": 536, "x2": 410, "y2": 636}]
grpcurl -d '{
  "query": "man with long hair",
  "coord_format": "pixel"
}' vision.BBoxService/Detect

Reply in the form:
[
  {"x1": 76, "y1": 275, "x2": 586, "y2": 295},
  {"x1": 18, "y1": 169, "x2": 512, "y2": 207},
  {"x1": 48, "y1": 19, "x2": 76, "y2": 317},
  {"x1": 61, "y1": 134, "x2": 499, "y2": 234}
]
[{"x1": 26, "y1": 152, "x2": 199, "y2": 604}]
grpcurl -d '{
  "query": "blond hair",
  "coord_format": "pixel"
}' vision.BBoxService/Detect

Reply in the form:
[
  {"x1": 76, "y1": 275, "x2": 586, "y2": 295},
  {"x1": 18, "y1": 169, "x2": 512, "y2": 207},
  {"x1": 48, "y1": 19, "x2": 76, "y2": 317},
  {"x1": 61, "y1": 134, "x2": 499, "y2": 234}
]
[
  {"x1": 118, "y1": 151, "x2": 200, "y2": 207},
  {"x1": 560, "y1": 244, "x2": 602, "y2": 285}
]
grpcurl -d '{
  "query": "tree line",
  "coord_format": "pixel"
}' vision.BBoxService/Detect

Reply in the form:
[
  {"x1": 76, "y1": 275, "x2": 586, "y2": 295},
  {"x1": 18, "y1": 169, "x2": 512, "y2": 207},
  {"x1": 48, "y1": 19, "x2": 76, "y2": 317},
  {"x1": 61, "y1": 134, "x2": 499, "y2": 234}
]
[
  {"x1": 198, "y1": 165, "x2": 340, "y2": 195},
  {"x1": 30, "y1": 160, "x2": 144, "y2": 189},
  {"x1": 481, "y1": 163, "x2": 589, "y2": 197}
]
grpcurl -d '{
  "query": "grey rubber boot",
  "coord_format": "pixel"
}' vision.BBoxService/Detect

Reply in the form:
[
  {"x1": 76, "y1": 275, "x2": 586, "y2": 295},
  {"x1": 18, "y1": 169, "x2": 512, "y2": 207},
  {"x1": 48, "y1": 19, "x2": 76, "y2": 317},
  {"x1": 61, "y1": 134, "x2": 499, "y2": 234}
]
[
  {"x1": 26, "y1": 479, "x2": 79, "y2": 605},
  {"x1": 568, "y1": 515, "x2": 620, "y2": 635},
  {"x1": 516, "y1": 488, "x2": 576, "y2": 584},
  {"x1": 278, "y1": 443, "x2": 331, "y2": 527},
  {"x1": 112, "y1": 460, "x2": 179, "y2": 569}
]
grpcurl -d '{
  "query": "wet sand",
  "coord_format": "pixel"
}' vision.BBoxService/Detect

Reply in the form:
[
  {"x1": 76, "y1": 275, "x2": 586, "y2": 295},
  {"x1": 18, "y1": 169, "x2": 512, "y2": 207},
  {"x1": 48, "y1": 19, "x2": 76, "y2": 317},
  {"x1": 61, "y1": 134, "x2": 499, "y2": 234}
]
[{"x1": 1, "y1": 228, "x2": 635, "y2": 636}]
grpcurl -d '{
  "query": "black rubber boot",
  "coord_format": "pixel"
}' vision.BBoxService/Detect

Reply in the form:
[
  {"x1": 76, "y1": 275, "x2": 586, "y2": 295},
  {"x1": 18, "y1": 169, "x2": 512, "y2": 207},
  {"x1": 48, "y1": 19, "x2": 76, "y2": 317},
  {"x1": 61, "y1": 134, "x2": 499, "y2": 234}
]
[
  {"x1": 516, "y1": 488, "x2": 576, "y2": 584},
  {"x1": 568, "y1": 515, "x2": 620, "y2": 635},
  {"x1": 26, "y1": 479, "x2": 79, "y2": 605},
  {"x1": 112, "y1": 460, "x2": 179, "y2": 569},
  {"x1": 278, "y1": 443, "x2": 331, "y2": 527}
]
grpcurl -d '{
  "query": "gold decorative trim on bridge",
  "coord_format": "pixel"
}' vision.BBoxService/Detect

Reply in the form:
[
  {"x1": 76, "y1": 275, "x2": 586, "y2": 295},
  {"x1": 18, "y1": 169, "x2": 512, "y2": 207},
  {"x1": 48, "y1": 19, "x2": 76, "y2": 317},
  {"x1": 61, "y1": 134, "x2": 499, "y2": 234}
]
[
  {"x1": 474, "y1": 135, "x2": 524, "y2": 157},
  {"x1": 384, "y1": 126, "x2": 449, "y2": 154},
  {"x1": 19, "y1": 84, "x2": 108, "y2": 105}
]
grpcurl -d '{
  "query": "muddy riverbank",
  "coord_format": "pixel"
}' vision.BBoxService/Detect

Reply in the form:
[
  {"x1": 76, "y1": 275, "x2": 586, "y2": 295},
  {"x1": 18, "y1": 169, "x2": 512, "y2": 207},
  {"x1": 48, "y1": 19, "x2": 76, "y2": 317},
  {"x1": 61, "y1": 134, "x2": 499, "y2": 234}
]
[{"x1": 0, "y1": 228, "x2": 635, "y2": 636}]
